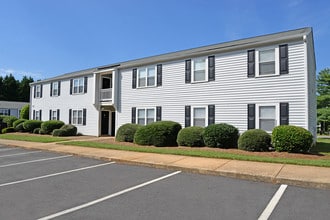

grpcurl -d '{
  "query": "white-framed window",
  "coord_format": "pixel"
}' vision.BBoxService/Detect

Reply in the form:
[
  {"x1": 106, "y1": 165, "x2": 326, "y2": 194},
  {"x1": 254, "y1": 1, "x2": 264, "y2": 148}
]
[
  {"x1": 256, "y1": 104, "x2": 279, "y2": 132},
  {"x1": 73, "y1": 78, "x2": 84, "y2": 94},
  {"x1": 0, "y1": 109, "x2": 10, "y2": 116},
  {"x1": 51, "y1": 82, "x2": 59, "y2": 96},
  {"x1": 72, "y1": 110, "x2": 83, "y2": 125},
  {"x1": 256, "y1": 46, "x2": 280, "y2": 76},
  {"x1": 35, "y1": 85, "x2": 42, "y2": 98},
  {"x1": 137, "y1": 108, "x2": 155, "y2": 125},
  {"x1": 137, "y1": 66, "x2": 156, "y2": 88},
  {"x1": 193, "y1": 107, "x2": 207, "y2": 127},
  {"x1": 35, "y1": 110, "x2": 41, "y2": 120},
  {"x1": 51, "y1": 110, "x2": 58, "y2": 120},
  {"x1": 192, "y1": 58, "x2": 208, "y2": 82}
]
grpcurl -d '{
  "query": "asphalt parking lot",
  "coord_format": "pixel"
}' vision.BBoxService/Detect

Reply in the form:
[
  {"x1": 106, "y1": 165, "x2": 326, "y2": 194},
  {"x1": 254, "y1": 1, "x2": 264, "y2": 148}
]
[{"x1": 0, "y1": 145, "x2": 329, "y2": 220}]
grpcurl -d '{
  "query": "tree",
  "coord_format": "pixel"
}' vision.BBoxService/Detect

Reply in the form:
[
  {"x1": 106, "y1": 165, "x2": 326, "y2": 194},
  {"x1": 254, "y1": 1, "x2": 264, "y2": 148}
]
[
  {"x1": 0, "y1": 76, "x2": 4, "y2": 100},
  {"x1": 20, "y1": 104, "x2": 30, "y2": 119},
  {"x1": 18, "y1": 76, "x2": 34, "y2": 102},
  {"x1": 2, "y1": 74, "x2": 19, "y2": 101},
  {"x1": 317, "y1": 68, "x2": 330, "y2": 133}
]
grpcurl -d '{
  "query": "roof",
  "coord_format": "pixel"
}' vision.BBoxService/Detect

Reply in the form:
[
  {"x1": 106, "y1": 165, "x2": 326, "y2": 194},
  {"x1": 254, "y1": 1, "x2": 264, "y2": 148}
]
[{"x1": 31, "y1": 27, "x2": 312, "y2": 85}]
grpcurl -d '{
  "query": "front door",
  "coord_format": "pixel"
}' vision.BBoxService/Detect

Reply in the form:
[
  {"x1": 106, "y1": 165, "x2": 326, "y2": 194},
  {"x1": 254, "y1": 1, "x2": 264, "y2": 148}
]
[{"x1": 101, "y1": 111, "x2": 109, "y2": 135}]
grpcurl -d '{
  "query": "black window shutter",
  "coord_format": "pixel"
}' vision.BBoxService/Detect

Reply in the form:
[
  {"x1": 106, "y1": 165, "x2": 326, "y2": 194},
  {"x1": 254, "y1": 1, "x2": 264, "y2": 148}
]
[
  {"x1": 58, "y1": 81, "x2": 61, "y2": 96},
  {"x1": 49, "y1": 110, "x2": 52, "y2": 120},
  {"x1": 280, "y1": 102, "x2": 289, "y2": 125},
  {"x1": 70, "y1": 79, "x2": 73, "y2": 94},
  {"x1": 208, "y1": 105, "x2": 215, "y2": 125},
  {"x1": 34, "y1": 85, "x2": 36, "y2": 98},
  {"x1": 157, "y1": 64, "x2": 162, "y2": 86},
  {"x1": 69, "y1": 109, "x2": 72, "y2": 124},
  {"x1": 8, "y1": 109, "x2": 10, "y2": 115},
  {"x1": 57, "y1": 109, "x2": 60, "y2": 120},
  {"x1": 40, "y1": 85, "x2": 43, "y2": 98},
  {"x1": 83, "y1": 108, "x2": 87, "y2": 125},
  {"x1": 50, "y1": 83, "x2": 53, "y2": 96},
  {"x1": 247, "y1": 50, "x2": 255, "y2": 78},
  {"x1": 247, "y1": 104, "x2": 255, "y2": 129},
  {"x1": 156, "y1": 106, "x2": 162, "y2": 121},
  {"x1": 39, "y1": 110, "x2": 42, "y2": 120},
  {"x1": 208, "y1": 56, "x2": 215, "y2": 81},
  {"x1": 279, "y1": 44, "x2": 289, "y2": 75},
  {"x1": 84, "y1": 77, "x2": 88, "y2": 93},
  {"x1": 131, "y1": 107, "x2": 136, "y2": 124},
  {"x1": 33, "y1": 110, "x2": 35, "y2": 120},
  {"x1": 132, "y1": 69, "x2": 137, "y2": 89},
  {"x1": 185, "y1": 60, "x2": 191, "y2": 83},
  {"x1": 185, "y1": 105, "x2": 191, "y2": 127}
]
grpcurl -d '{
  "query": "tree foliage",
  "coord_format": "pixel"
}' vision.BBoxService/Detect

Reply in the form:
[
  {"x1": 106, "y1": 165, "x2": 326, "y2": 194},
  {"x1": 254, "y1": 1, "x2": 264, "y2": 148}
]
[
  {"x1": 317, "y1": 68, "x2": 330, "y2": 133},
  {"x1": 0, "y1": 74, "x2": 34, "y2": 102},
  {"x1": 317, "y1": 68, "x2": 330, "y2": 96}
]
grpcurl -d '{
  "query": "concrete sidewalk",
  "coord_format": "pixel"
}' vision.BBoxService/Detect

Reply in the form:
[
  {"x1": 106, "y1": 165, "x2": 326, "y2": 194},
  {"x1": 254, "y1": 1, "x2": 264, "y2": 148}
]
[{"x1": 1, "y1": 137, "x2": 330, "y2": 190}]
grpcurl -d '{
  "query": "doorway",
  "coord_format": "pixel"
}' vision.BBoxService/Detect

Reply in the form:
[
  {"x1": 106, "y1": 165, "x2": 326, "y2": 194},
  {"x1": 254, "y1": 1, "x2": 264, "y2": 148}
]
[{"x1": 101, "y1": 111, "x2": 109, "y2": 135}]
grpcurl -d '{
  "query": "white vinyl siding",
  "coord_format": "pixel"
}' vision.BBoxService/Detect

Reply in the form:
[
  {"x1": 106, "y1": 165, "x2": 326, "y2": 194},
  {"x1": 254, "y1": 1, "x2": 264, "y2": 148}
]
[{"x1": 117, "y1": 41, "x2": 308, "y2": 134}]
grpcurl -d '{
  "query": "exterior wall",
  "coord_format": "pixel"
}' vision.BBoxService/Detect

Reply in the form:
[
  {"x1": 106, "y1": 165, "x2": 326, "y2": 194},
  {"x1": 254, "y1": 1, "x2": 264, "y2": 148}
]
[
  {"x1": 31, "y1": 75, "x2": 99, "y2": 136},
  {"x1": 0, "y1": 101, "x2": 29, "y2": 117},
  {"x1": 117, "y1": 41, "x2": 309, "y2": 134}
]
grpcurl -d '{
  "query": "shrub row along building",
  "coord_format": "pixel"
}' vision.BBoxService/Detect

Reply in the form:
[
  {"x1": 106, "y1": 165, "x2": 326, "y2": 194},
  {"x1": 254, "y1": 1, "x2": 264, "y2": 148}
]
[{"x1": 30, "y1": 27, "x2": 316, "y2": 138}]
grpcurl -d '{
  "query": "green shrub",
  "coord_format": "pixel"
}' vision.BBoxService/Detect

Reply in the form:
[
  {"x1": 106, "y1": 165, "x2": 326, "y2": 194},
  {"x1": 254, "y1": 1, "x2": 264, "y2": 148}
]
[
  {"x1": 20, "y1": 104, "x2": 30, "y2": 119},
  {"x1": 177, "y1": 126, "x2": 205, "y2": 147},
  {"x1": 203, "y1": 123, "x2": 239, "y2": 148},
  {"x1": 238, "y1": 129, "x2": 271, "y2": 152},
  {"x1": 116, "y1": 123, "x2": 142, "y2": 142},
  {"x1": 60, "y1": 124, "x2": 77, "y2": 136},
  {"x1": 13, "y1": 119, "x2": 27, "y2": 128},
  {"x1": 2, "y1": 127, "x2": 15, "y2": 134},
  {"x1": 14, "y1": 123, "x2": 26, "y2": 132},
  {"x1": 3, "y1": 116, "x2": 18, "y2": 127},
  {"x1": 39, "y1": 128, "x2": 47, "y2": 135},
  {"x1": 40, "y1": 120, "x2": 65, "y2": 134},
  {"x1": 134, "y1": 121, "x2": 182, "y2": 147},
  {"x1": 23, "y1": 120, "x2": 43, "y2": 133},
  {"x1": 33, "y1": 128, "x2": 41, "y2": 134},
  {"x1": 0, "y1": 115, "x2": 6, "y2": 122},
  {"x1": 52, "y1": 124, "x2": 77, "y2": 137},
  {"x1": 272, "y1": 125, "x2": 313, "y2": 153}
]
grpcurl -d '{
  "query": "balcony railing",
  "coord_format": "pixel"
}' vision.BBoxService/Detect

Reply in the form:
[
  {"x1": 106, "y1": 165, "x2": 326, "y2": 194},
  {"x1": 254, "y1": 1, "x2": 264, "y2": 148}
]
[{"x1": 100, "y1": 88, "x2": 112, "y2": 101}]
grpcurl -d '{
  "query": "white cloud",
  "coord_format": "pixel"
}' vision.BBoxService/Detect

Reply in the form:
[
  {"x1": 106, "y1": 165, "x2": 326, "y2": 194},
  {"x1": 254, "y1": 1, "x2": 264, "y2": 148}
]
[{"x1": 0, "y1": 68, "x2": 44, "y2": 80}]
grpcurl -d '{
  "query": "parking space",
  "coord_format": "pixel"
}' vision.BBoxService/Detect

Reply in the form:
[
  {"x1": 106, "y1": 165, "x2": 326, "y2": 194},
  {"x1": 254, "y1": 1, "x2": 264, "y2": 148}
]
[{"x1": 0, "y1": 145, "x2": 329, "y2": 220}]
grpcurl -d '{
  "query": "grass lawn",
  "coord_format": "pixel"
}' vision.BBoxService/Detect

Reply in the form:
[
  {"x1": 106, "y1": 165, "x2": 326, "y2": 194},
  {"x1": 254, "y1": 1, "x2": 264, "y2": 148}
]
[
  {"x1": 0, "y1": 133, "x2": 67, "y2": 143},
  {"x1": 311, "y1": 138, "x2": 330, "y2": 155},
  {"x1": 62, "y1": 140, "x2": 330, "y2": 167}
]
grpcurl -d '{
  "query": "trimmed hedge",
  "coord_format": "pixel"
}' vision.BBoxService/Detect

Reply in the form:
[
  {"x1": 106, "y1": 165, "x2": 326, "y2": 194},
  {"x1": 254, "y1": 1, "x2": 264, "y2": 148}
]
[
  {"x1": 3, "y1": 116, "x2": 18, "y2": 127},
  {"x1": 13, "y1": 119, "x2": 27, "y2": 128},
  {"x1": 52, "y1": 124, "x2": 77, "y2": 136},
  {"x1": 2, "y1": 127, "x2": 15, "y2": 134},
  {"x1": 14, "y1": 122, "x2": 26, "y2": 132},
  {"x1": 20, "y1": 104, "x2": 29, "y2": 119},
  {"x1": 203, "y1": 123, "x2": 239, "y2": 148},
  {"x1": 116, "y1": 123, "x2": 142, "y2": 142},
  {"x1": 272, "y1": 125, "x2": 313, "y2": 153},
  {"x1": 177, "y1": 126, "x2": 205, "y2": 147},
  {"x1": 40, "y1": 120, "x2": 65, "y2": 134},
  {"x1": 33, "y1": 128, "x2": 41, "y2": 134},
  {"x1": 23, "y1": 120, "x2": 43, "y2": 133},
  {"x1": 238, "y1": 129, "x2": 271, "y2": 152},
  {"x1": 134, "y1": 121, "x2": 182, "y2": 147}
]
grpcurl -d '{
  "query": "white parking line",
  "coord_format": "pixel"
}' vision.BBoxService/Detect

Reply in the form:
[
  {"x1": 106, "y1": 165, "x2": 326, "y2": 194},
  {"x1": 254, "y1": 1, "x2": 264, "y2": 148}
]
[
  {"x1": 0, "y1": 151, "x2": 42, "y2": 158},
  {"x1": 37, "y1": 170, "x2": 182, "y2": 220},
  {"x1": 0, "y1": 161, "x2": 115, "y2": 187},
  {"x1": 258, "y1": 184, "x2": 288, "y2": 220},
  {"x1": 0, "y1": 155, "x2": 72, "y2": 168}
]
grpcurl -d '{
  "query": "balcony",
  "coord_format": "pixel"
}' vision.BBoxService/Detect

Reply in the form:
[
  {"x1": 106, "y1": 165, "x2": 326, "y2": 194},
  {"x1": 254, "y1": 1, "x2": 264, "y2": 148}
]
[{"x1": 100, "y1": 88, "x2": 112, "y2": 102}]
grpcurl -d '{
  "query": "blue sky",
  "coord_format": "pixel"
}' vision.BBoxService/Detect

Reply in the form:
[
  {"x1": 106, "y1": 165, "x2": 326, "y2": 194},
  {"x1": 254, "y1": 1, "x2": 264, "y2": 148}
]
[{"x1": 0, "y1": 0, "x2": 329, "y2": 80}]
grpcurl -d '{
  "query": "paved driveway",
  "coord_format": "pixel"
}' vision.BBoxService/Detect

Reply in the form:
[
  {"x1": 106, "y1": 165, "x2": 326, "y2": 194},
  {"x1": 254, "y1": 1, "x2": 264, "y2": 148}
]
[{"x1": 0, "y1": 145, "x2": 329, "y2": 220}]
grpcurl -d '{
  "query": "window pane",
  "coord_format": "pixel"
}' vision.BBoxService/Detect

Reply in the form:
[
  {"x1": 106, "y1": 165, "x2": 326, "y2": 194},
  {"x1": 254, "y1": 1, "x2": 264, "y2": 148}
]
[
  {"x1": 138, "y1": 69, "x2": 146, "y2": 87},
  {"x1": 73, "y1": 111, "x2": 77, "y2": 124},
  {"x1": 259, "y1": 62, "x2": 275, "y2": 75},
  {"x1": 260, "y1": 119, "x2": 275, "y2": 131},
  {"x1": 147, "y1": 109, "x2": 155, "y2": 124},
  {"x1": 193, "y1": 108, "x2": 206, "y2": 127},
  {"x1": 78, "y1": 110, "x2": 83, "y2": 124},
  {"x1": 137, "y1": 109, "x2": 145, "y2": 125},
  {"x1": 259, "y1": 106, "x2": 275, "y2": 118},
  {"x1": 194, "y1": 59, "x2": 206, "y2": 81},
  {"x1": 147, "y1": 68, "x2": 155, "y2": 86},
  {"x1": 194, "y1": 119, "x2": 205, "y2": 127},
  {"x1": 259, "y1": 49, "x2": 274, "y2": 62}
]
